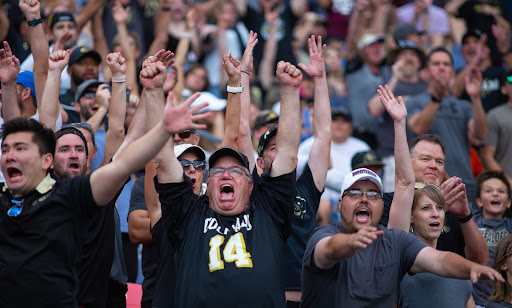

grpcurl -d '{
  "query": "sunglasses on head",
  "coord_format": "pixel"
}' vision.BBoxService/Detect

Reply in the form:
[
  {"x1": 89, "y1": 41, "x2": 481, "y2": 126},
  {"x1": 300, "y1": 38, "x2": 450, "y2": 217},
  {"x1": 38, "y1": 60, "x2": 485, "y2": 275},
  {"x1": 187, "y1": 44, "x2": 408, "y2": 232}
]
[
  {"x1": 175, "y1": 130, "x2": 196, "y2": 139},
  {"x1": 179, "y1": 159, "x2": 206, "y2": 171}
]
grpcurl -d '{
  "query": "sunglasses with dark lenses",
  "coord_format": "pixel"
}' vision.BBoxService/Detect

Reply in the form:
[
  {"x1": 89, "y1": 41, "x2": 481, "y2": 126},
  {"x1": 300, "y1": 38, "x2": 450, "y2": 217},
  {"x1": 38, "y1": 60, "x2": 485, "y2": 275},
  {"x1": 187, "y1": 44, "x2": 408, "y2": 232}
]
[
  {"x1": 83, "y1": 92, "x2": 96, "y2": 99},
  {"x1": 179, "y1": 159, "x2": 206, "y2": 171},
  {"x1": 176, "y1": 130, "x2": 196, "y2": 139},
  {"x1": 7, "y1": 199, "x2": 23, "y2": 217}
]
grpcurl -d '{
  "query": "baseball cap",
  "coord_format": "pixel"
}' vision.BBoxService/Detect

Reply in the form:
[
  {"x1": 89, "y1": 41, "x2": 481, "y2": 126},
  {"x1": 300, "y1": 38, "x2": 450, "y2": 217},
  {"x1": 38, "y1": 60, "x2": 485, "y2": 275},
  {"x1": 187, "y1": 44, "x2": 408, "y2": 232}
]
[
  {"x1": 189, "y1": 91, "x2": 227, "y2": 112},
  {"x1": 209, "y1": 147, "x2": 250, "y2": 170},
  {"x1": 387, "y1": 40, "x2": 426, "y2": 67},
  {"x1": 393, "y1": 23, "x2": 424, "y2": 44},
  {"x1": 54, "y1": 126, "x2": 89, "y2": 157},
  {"x1": 75, "y1": 79, "x2": 103, "y2": 102},
  {"x1": 257, "y1": 127, "x2": 277, "y2": 157},
  {"x1": 174, "y1": 143, "x2": 206, "y2": 161},
  {"x1": 341, "y1": 168, "x2": 384, "y2": 197},
  {"x1": 16, "y1": 71, "x2": 36, "y2": 101},
  {"x1": 48, "y1": 11, "x2": 76, "y2": 30},
  {"x1": 357, "y1": 33, "x2": 385, "y2": 50},
  {"x1": 462, "y1": 29, "x2": 483, "y2": 45},
  {"x1": 351, "y1": 150, "x2": 384, "y2": 170},
  {"x1": 331, "y1": 106, "x2": 351, "y2": 121},
  {"x1": 68, "y1": 46, "x2": 101, "y2": 67},
  {"x1": 253, "y1": 110, "x2": 279, "y2": 130}
]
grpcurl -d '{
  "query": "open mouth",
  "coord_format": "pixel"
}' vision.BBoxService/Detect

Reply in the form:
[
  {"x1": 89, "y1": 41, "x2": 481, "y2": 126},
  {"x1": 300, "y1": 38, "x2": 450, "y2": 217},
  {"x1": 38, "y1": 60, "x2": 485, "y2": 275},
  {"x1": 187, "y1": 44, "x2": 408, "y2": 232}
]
[
  {"x1": 69, "y1": 162, "x2": 80, "y2": 170},
  {"x1": 355, "y1": 208, "x2": 370, "y2": 223},
  {"x1": 191, "y1": 178, "x2": 196, "y2": 188},
  {"x1": 7, "y1": 167, "x2": 22, "y2": 179},
  {"x1": 491, "y1": 199, "x2": 501, "y2": 206},
  {"x1": 429, "y1": 222, "x2": 441, "y2": 228},
  {"x1": 220, "y1": 184, "x2": 234, "y2": 199}
]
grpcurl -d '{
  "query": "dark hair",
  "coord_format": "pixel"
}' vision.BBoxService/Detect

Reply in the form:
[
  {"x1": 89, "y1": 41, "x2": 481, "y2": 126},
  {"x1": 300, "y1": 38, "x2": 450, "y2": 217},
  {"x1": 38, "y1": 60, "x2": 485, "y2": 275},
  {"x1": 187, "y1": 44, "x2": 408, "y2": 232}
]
[
  {"x1": 184, "y1": 63, "x2": 210, "y2": 91},
  {"x1": 409, "y1": 134, "x2": 446, "y2": 155},
  {"x1": 476, "y1": 170, "x2": 512, "y2": 199},
  {"x1": 427, "y1": 47, "x2": 454, "y2": 67},
  {"x1": 489, "y1": 234, "x2": 512, "y2": 303},
  {"x1": 1, "y1": 118, "x2": 56, "y2": 157}
]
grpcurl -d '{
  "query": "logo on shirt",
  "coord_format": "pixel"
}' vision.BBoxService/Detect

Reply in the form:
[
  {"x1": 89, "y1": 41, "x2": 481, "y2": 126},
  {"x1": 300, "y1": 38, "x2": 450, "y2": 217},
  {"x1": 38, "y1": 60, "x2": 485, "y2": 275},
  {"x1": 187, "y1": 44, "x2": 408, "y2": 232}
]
[
  {"x1": 203, "y1": 214, "x2": 252, "y2": 235},
  {"x1": 295, "y1": 196, "x2": 307, "y2": 218},
  {"x1": 480, "y1": 227, "x2": 510, "y2": 247}
]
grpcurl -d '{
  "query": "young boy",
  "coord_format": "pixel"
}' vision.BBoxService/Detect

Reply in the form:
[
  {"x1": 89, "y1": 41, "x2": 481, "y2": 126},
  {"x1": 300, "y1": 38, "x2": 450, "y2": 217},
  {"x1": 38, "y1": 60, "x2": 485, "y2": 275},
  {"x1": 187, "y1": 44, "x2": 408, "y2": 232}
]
[{"x1": 473, "y1": 171, "x2": 512, "y2": 307}]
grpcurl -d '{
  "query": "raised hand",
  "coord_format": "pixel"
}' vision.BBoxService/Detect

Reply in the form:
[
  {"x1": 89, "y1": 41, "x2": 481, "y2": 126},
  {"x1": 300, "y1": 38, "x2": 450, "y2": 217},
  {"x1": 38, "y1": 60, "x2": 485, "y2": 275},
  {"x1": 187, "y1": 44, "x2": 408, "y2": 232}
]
[
  {"x1": 163, "y1": 65, "x2": 178, "y2": 93},
  {"x1": 53, "y1": 31, "x2": 74, "y2": 52},
  {"x1": 163, "y1": 92, "x2": 210, "y2": 134},
  {"x1": 185, "y1": 8, "x2": 198, "y2": 32},
  {"x1": 377, "y1": 85, "x2": 407, "y2": 123},
  {"x1": 140, "y1": 61, "x2": 167, "y2": 90},
  {"x1": 222, "y1": 52, "x2": 241, "y2": 79},
  {"x1": 298, "y1": 35, "x2": 326, "y2": 78},
  {"x1": 0, "y1": 41, "x2": 21, "y2": 84},
  {"x1": 469, "y1": 263, "x2": 504, "y2": 284},
  {"x1": 241, "y1": 31, "x2": 258, "y2": 73},
  {"x1": 48, "y1": 49, "x2": 71, "y2": 72},
  {"x1": 112, "y1": 1, "x2": 130, "y2": 24},
  {"x1": 465, "y1": 67, "x2": 482, "y2": 99},
  {"x1": 440, "y1": 177, "x2": 471, "y2": 218},
  {"x1": 144, "y1": 49, "x2": 175, "y2": 69},
  {"x1": 96, "y1": 84, "x2": 111, "y2": 110},
  {"x1": 19, "y1": 0, "x2": 41, "y2": 21},
  {"x1": 106, "y1": 52, "x2": 126, "y2": 77},
  {"x1": 349, "y1": 226, "x2": 384, "y2": 250},
  {"x1": 276, "y1": 61, "x2": 302, "y2": 89}
]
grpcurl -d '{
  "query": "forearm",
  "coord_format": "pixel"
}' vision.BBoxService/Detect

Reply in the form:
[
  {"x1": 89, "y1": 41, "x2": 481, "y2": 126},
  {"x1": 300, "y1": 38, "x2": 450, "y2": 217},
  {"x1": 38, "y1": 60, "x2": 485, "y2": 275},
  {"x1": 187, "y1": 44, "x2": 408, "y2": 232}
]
[
  {"x1": 145, "y1": 89, "x2": 165, "y2": 131},
  {"x1": 220, "y1": 75, "x2": 241, "y2": 148},
  {"x1": 0, "y1": 9, "x2": 9, "y2": 41},
  {"x1": 469, "y1": 95, "x2": 487, "y2": 140},
  {"x1": 217, "y1": 31, "x2": 229, "y2": 88},
  {"x1": 238, "y1": 72, "x2": 255, "y2": 170},
  {"x1": 368, "y1": 77, "x2": 398, "y2": 117},
  {"x1": 102, "y1": 80, "x2": 127, "y2": 165},
  {"x1": 39, "y1": 70, "x2": 62, "y2": 130},
  {"x1": 92, "y1": 12, "x2": 111, "y2": 82},
  {"x1": 86, "y1": 106, "x2": 107, "y2": 133},
  {"x1": 116, "y1": 22, "x2": 138, "y2": 93},
  {"x1": 171, "y1": 36, "x2": 190, "y2": 103},
  {"x1": 317, "y1": 234, "x2": 359, "y2": 269},
  {"x1": 128, "y1": 212, "x2": 153, "y2": 244},
  {"x1": 258, "y1": 24, "x2": 278, "y2": 90},
  {"x1": 145, "y1": 161, "x2": 162, "y2": 227},
  {"x1": 75, "y1": 0, "x2": 106, "y2": 31},
  {"x1": 408, "y1": 103, "x2": 439, "y2": 135},
  {"x1": 1, "y1": 83, "x2": 21, "y2": 121},
  {"x1": 461, "y1": 219, "x2": 490, "y2": 265},
  {"x1": 480, "y1": 146, "x2": 502, "y2": 171},
  {"x1": 272, "y1": 87, "x2": 300, "y2": 176},
  {"x1": 453, "y1": 68, "x2": 471, "y2": 98},
  {"x1": 116, "y1": 92, "x2": 146, "y2": 155},
  {"x1": 28, "y1": 23, "x2": 49, "y2": 106}
]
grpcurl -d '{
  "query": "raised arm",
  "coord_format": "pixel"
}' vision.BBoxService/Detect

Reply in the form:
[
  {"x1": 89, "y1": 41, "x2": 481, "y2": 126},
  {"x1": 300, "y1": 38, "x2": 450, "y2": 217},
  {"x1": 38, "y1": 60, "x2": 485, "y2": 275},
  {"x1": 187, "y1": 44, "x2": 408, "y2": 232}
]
[
  {"x1": 298, "y1": 35, "x2": 331, "y2": 190},
  {"x1": 144, "y1": 160, "x2": 162, "y2": 228},
  {"x1": 465, "y1": 67, "x2": 487, "y2": 141},
  {"x1": 258, "y1": 9, "x2": 279, "y2": 90},
  {"x1": 91, "y1": 9, "x2": 111, "y2": 83},
  {"x1": 85, "y1": 84, "x2": 110, "y2": 133},
  {"x1": 441, "y1": 176, "x2": 490, "y2": 265},
  {"x1": 112, "y1": 1, "x2": 138, "y2": 93},
  {"x1": 220, "y1": 52, "x2": 241, "y2": 148},
  {"x1": 0, "y1": 42, "x2": 21, "y2": 121},
  {"x1": 0, "y1": 0, "x2": 8, "y2": 41},
  {"x1": 272, "y1": 61, "x2": 302, "y2": 176},
  {"x1": 90, "y1": 88, "x2": 208, "y2": 206},
  {"x1": 19, "y1": 0, "x2": 48, "y2": 106},
  {"x1": 100, "y1": 52, "x2": 128, "y2": 167},
  {"x1": 411, "y1": 246, "x2": 502, "y2": 283},
  {"x1": 314, "y1": 226, "x2": 384, "y2": 269},
  {"x1": 238, "y1": 31, "x2": 258, "y2": 171},
  {"x1": 40, "y1": 49, "x2": 71, "y2": 130},
  {"x1": 378, "y1": 85, "x2": 415, "y2": 232},
  {"x1": 75, "y1": 0, "x2": 107, "y2": 32}
]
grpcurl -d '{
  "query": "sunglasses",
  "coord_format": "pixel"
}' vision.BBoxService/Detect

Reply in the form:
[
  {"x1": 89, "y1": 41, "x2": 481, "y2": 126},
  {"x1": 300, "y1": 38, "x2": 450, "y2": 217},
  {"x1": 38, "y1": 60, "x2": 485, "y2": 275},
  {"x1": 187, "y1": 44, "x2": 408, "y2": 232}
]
[
  {"x1": 7, "y1": 199, "x2": 23, "y2": 217},
  {"x1": 82, "y1": 92, "x2": 96, "y2": 99},
  {"x1": 414, "y1": 182, "x2": 441, "y2": 190},
  {"x1": 175, "y1": 130, "x2": 196, "y2": 139},
  {"x1": 179, "y1": 159, "x2": 206, "y2": 171}
]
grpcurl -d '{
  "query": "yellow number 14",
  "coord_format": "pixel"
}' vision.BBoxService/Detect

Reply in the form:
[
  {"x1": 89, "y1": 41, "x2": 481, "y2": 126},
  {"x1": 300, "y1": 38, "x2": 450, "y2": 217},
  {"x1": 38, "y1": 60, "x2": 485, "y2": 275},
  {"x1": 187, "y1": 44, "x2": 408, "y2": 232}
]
[{"x1": 208, "y1": 232, "x2": 253, "y2": 272}]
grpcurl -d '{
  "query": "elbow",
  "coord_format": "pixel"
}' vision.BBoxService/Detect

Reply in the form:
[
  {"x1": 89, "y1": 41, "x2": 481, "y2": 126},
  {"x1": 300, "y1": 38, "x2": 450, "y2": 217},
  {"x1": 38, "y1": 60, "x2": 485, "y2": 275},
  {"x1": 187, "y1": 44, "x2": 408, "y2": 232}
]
[{"x1": 128, "y1": 228, "x2": 151, "y2": 245}]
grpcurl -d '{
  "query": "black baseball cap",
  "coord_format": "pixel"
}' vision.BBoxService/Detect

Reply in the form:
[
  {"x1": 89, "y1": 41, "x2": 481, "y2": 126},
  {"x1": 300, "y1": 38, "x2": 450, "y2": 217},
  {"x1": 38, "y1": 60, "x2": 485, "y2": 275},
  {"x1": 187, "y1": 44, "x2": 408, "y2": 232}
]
[
  {"x1": 462, "y1": 29, "x2": 483, "y2": 45},
  {"x1": 331, "y1": 106, "x2": 352, "y2": 121},
  {"x1": 257, "y1": 127, "x2": 277, "y2": 157},
  {"x1": 209, "y1": 147, "x2": 250, "y2": 170},
  {"x1": 387, "y1": 40, "x2": 426, "y2": 68},
  {"x1": 48, "y1": 12, "x2": 76, "y2": 30},
  {"x1": 68, "y1": 46, "x2": 101, "y2": 67},
  {"x1": 351, "y1": 150, "x2": 384, "y2": 170},
  {"x1": 54, "y1": 126, "x2": 89, "y2": 157},
  {"x1": 253, "y1": 110, "x2": 279, "y2": 130}
]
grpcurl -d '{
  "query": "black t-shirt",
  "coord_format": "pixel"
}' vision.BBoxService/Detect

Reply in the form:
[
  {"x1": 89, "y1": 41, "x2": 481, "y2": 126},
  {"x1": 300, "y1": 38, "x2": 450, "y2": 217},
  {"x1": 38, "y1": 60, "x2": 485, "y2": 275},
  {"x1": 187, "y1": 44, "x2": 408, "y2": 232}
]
[
  {"x1": 77, "y1": 193, "x2": 116, "y2": 307},
  {"x1": 242, "y1": 5, "x2": 298, "y2": 69},
  {"x1": 460, "y1": 66, "x2": 506, "y2": 113},
  {"x1": 128, "y1": 176, "x2": 158, "y2": 303},
  {"x1": 0, "y1": 174, "x2": 96, "y2": 307},
  {"x1": 59, "y1": 89, "x2": 81, "y2": 124},
  {"x1": 381, "y1": 192, "x2": 466, "y2": 256},
  {"x1": 156, "y1": 170, "x2": 296, "y2": 307},
  {"x1": 150, "y1": 218, "x2": 176, "y2": 308}
]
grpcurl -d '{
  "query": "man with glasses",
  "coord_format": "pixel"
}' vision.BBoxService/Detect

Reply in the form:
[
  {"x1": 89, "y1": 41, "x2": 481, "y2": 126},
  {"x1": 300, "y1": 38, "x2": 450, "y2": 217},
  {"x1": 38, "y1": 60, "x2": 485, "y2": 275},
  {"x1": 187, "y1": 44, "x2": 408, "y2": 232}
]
[{"x1": 173, "y1": 129, "x2": 200, "y2": 146}]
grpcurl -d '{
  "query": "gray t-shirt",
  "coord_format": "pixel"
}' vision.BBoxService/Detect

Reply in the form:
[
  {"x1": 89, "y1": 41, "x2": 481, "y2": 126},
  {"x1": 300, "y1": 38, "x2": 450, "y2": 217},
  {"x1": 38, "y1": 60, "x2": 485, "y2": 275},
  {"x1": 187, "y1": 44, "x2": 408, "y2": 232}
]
[
  {"x1": 406, "y1": 93, "x2": 477, "y2": 204},
  {"x1": 301, "y1": 224, "x2": 426, "y2": 307},
  {"x1": 399, "y1": 272, "x2": 473, "y2": 307},
  {"x1": 473, "y1": 212, "x2": 512, "y2": 306},
  {"x1": 483, "y1": 104, "x2": 512, "y2": 179}
]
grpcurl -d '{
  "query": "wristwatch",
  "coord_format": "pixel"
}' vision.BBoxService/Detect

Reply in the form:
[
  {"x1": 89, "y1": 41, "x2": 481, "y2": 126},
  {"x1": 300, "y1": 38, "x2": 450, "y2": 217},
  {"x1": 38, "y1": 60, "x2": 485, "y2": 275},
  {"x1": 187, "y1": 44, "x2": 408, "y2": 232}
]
[{"x1": 227, "y1": 84, "x2": 244, "y2": 93}]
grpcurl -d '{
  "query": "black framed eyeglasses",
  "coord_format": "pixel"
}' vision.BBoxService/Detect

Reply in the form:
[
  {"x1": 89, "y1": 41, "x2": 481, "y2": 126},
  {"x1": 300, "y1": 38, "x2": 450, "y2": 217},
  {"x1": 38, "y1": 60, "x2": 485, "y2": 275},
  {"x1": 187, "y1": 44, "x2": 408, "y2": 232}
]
[
  {"x1": 179, "y1": 159, "x2": 206, "y2": 171},
  {"x1": 342, "y1": 189, "x2": 382, "y2": 200},
  {"x1": 7, "y1": 199, "x2": 23, "y2": 217},
  {"x1": 175, "y1": 130, "x2": 196, "y2": 139},
  {"x1": 209, "y1": 166, "x2": 250, "y2": 178}
]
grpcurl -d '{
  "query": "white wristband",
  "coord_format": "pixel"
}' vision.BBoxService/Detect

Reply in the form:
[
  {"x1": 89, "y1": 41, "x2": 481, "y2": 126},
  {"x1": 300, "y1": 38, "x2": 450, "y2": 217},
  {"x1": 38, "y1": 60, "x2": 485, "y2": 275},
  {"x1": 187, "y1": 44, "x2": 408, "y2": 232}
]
[
  {"x1": 111, "y1": 76, "x2": 127, "y2": 83},
  {"x1": 226, "y1": 84, "x2": 243, "y2": 93}
]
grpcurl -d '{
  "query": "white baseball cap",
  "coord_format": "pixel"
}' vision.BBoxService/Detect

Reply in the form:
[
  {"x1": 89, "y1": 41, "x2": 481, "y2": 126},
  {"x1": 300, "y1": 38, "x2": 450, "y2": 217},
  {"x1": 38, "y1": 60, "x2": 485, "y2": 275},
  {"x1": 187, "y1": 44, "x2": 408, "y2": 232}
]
[
  {"x1": 174, "y1": 143, "x2": 206, "y2": 161},
  {"x1": 340, "y1": 168, "x2": 384, "y2": 197},
  {"x1": 189, "y1": 91, "x2": 227, "y2": 112}
]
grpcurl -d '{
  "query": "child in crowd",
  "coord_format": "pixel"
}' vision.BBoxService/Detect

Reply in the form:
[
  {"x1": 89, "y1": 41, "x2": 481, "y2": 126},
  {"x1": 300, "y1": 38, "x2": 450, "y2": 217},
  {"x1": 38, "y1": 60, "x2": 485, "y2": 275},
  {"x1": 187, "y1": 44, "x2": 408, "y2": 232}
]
[{"x1": 488, "y1": 234, "x2": 512, "y2": 308}]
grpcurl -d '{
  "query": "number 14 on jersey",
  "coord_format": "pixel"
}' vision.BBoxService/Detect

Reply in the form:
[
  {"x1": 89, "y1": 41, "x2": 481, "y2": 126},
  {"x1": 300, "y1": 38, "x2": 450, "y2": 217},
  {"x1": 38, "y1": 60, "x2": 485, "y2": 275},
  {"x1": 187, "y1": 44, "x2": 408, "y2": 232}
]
[{"x1": 209, "y1": 232, "x2": 253, "y2": 272}]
